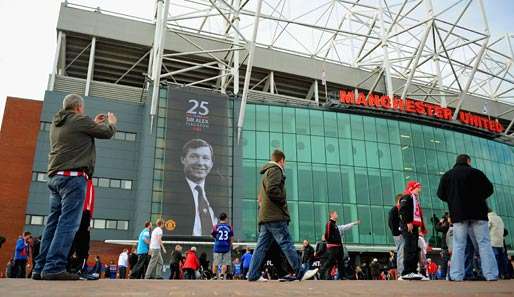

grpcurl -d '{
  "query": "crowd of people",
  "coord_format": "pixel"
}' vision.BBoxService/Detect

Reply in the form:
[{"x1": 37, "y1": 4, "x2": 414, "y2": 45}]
[{"x1": 1, "y1": 94, "x2": 513, "y2": 283}]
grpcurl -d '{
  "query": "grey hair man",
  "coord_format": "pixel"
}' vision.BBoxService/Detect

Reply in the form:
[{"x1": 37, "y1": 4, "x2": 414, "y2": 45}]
[{"x1": 33, "y1": 94, "x2": 117, "y2": 280}]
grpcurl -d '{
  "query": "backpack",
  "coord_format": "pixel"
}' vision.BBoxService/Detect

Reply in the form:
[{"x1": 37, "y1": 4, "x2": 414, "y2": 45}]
[{"x1": 388, "y1": 206, "x2": 401, "y2": 236}]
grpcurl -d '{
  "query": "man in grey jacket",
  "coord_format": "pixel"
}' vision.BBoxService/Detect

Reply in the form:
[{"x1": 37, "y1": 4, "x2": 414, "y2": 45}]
[{"x1": 33, "y1": 94, "x2": 117, "y2": 280}]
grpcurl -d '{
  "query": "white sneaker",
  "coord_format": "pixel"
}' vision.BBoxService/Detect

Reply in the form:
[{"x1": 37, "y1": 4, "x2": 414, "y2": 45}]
[
  {"x1": 420, "y1": 276, "x2": 430, "y2": 281},
  {"x1": 401, "y1": 273, "x2": 417, "y2": 280},
  {"x1": 257, "y1": 276, "x2": 268, "y2": 282},
  {"x1": 301, "y1": 268, "x2": 319, "y2": 281},
  {"x1": 398, "y1": 276, "x2": 405, "y2": 281}
]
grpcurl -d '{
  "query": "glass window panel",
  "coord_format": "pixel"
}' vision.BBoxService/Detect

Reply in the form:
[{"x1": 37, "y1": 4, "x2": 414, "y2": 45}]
[
  {"x1": 93, "y1": 219, "x2": 106, "y2": 229},
  {"x1": 399, "y1": 122, "x2": 412, "y2": 146},
  {"x1": 325, "y1": 137, "x2": 339, "y2": 164},
  {"x1": 393, "y1": 171, "x2": 406, "y2": 196},
  {"x1": 244, "y1": 104, "x2": 256, "y2": 130},
  {"x1": 270, "y1": 132, "x2": 283, "y2": 150},
  {"x1": 381, "y1": 170, "x2": 395, "y2": 205},
  {"x1": 241, "y1": 199, "x2": 257, "y2": 241},
  {"x1": 151, "y1": 202, "x2": 161, "y2": 213},
  {"x1": 25, "y1": 215, "x2": 31, "y2": 225},
  {"x1": 282, "y1": 134, "x2": 297, "y2": 161},
  {"x1": 314, "y1": 203, "x2": 328, "y2": 241},
  {"x1": 365, "y1": 141, "x2": 379, "y2": 168},
  {"x1": 401, "y1": 146, "x2": 415, "y2": 172},
  {"x1": 255, "y1": 105, "x2": 269, "y2": 131},
  {"x1": 363, "y1": 117, "x2": 377, "y2": 142},
  {"x1": 453, "y1": 132, "x2": 465, "y2": 155},
  {"x1": 326, "y1": 165, "x2": 342, "y2": 203},
  {"x1": 99, "y1": 178, "x2": 110, "y2": 188},
  {"x1": 296, "y1": 135, "x2": 312, "y2": 162},
  {"x1": 298, "y1": 163, "x2": 314, "y2": 201},
  {"x1": 339, "y1": 139, "x2": 353, "y2": 166},
  {"x1": 357, "y1": 205, "x2": 372, "y2": 244},
  {"x1": 309, "y1": 110, "x2": 324, "y2": 136},
  {"x1": 411, "y1": 125, "x2": 424, "y2": 148},
  {"x1": 390, "y1": 144, "x2": 403, "y2": 171},
  {"x1": 350, "y1": 115, "x2": 364, "y2": 140},
  {"x1": 299, "y1": 202, "x2": 315, "y2": 242},
  {"x1": 126, "y1": 133, "x2": 136, "y2": 141},
  {"x1": 341, "y1": 166, "x2": 356, "y2": 204},
  {"x1": 323, "y1": 112, "x2": 338, "y2": 137},
  {"x1": 422, "y1": 126, "x2": 435, "y2": 150},
  {"x1": 337, "y1": 113, "x2": 351, "y2": 139},
  {"x1": 433, "y1": 128, "x2": 445, "y2": 151},
  {"x1": 285, "y1": 162, "x2": 298, "y2": 201},
  {"x1": 312, "y1": 164, "x2": 328, "y2": 202},
  {"x1": 106, "y1": 220, "x2": 117, "y2": 229},
  {"x1": 31, "y1": 215, "x2": 44, "y2": 225},
  {"x1": 243, "y1": 159, "x2": 257, "y2": 198},
  {"x1": 288, "y1": 202, "x2": 299, "y2": 242},
  {"x1": 368, "y1": 168, "x2": 383, "y2": 205},
  {"x1": 92, "y1": 178, "x2": 98, "y2": 187},
  {"x1": 342, "y1": 204, "x2": 359, "y2": 243},
  {"x1": 376, "y1": 118, "x2": 389, "y2": 143},
  {"x1": 353, "y1": 140, "x2": 366, "y2": 167},
  {"x1": 256, "y1": 132, "x2": 270, "y2": 160},
  {"x1": 414, "y1": 148, "x2": 427, "y2": 173},
  {"x1": 242, "y1": 130, "x2": 256, "y2": 159},
  {"x1": 118, "y1": 221, "x2": 129, "y2": 230},
  {"x1": 282, "y1": 108, "x2": 296, "y2": 133},
  {"x1": 444, "y1": 130, "x2": 456, "y2": 153},
  {"x1": 311, "y1": 136, "x2": 326, "y2": 163},
  {"x1": 110, "y1": 179, "x2": 121, "y2": 188},
  {"x1": 388, "y1": 120, "x2": 401, "y2": 144},
  {"x1": 378, "y1": 143, "x2": 392, "y2": 169},
  {"x1": 371, "y1": 206, "x2": 386, "y2": 244},
  {"x1": 355, "y1": 167, "x2": 369, "y2": 204},
  {"x1": 296, "y1": 109, "x2": 310, "y2": 135},
  {"x1": 152, "y1": 191, "x2": 163, "y2": 203},
  {"x1": 437, "y1": 152, "x2": 449, "y2": 174},
  {"x1": 269, "y1": 106, "x2": 283, "y2": 132}
]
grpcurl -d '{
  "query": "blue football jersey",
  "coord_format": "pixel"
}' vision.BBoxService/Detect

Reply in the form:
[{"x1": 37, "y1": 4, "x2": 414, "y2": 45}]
[{"x1": 212, "y1": 223, "x2": 233, "y2": 253}]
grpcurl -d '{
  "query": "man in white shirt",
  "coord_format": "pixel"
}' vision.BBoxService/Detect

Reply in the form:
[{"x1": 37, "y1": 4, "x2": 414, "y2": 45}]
[
  {"x1": 117, "y1": 249, "x2": 129, "y2": 279},
  {"x1": 145, "y1": 219, "x2": 166, "y2": 279}
]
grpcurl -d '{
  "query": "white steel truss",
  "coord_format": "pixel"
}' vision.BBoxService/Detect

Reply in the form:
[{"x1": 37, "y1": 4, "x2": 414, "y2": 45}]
[{"x1": 75, "y1": 0, "x2": 514, "y2": 139}]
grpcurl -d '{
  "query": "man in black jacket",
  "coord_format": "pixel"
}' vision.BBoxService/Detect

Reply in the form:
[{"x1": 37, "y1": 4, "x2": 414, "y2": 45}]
[
  {"x1": 437, "y1": 154, "x2": 498, "y2": 281},
  {"x1": 301, "y1": 240, "x2": 314, "y2": 271},
  {"x1": 319, "y1": 211, "x2": 345, "y2": 280}
]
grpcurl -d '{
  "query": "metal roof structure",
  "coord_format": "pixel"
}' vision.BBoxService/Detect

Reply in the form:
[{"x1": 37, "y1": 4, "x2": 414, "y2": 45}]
[{"x1": 50, "y1": 1, "x2": 514, "y2": 142}]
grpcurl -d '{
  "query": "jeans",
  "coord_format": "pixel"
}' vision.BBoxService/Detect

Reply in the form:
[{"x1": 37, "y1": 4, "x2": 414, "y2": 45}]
[
  {"x1": 145, "y1": 249, "x2": 163, "y2": 279},
  {"x1": 14, "y1": 259, "x2": 27, "y2": 278},
  {"x1": 393, "y1": 235, "x2": 404, "y2": 276},
  {"x1": 119, "y1": 266, "x2": 127, "y2": 279},
  {"x1": 34, "y1": 175, "x2": 87, "y2": 274},
  {"x1": 401, "y1": 226, "x2": 419, "y2": 275},
  {"x1": 450, "y1": 220, "x2": 498, "y2": 281},
  {"x1": 247, "y1": 221, "x2": 301, "y2": 281}
]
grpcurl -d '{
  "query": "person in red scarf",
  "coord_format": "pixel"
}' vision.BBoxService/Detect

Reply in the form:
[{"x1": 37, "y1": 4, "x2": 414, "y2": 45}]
[{"x1": 398, "y1": 181, "x2": 427, "y2": 280}]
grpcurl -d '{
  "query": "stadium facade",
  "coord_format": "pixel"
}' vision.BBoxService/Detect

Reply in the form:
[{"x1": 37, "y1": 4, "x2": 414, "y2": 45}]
[{"x1": 5, "y1": 2, "x2": 514, "y2": 261}]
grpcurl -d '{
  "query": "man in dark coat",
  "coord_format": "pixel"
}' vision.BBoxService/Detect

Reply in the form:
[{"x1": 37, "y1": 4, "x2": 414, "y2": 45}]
[
  {"x1": 437, "y1": 154, "x2": 498, "y2": 281},
  {"x1": 301, "y1": 240, "x2": 315, "y2": 270}
]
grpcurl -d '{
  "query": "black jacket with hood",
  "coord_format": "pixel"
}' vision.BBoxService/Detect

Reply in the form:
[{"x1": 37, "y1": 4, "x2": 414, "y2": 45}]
[
  {"x1": 437, "y1": 163, "x2": 493, "y2": 223},
  {"x1": 48, "y1": 110, "x2": 116, "y2": 177}
]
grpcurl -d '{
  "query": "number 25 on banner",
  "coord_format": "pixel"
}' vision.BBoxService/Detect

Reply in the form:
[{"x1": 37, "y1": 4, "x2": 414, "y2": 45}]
[{"x1": 187, "y1": 100, "x2": 209, "y2": 116}]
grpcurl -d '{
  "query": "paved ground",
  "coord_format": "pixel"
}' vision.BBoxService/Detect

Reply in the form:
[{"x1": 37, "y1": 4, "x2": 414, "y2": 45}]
[{"x1": 1, "y1": 279, "x2": 513, "y2": 297}]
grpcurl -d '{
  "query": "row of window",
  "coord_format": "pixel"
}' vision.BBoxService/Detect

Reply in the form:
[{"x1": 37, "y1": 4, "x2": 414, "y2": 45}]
[
  {"x1": 32, "y1": 171, "x2": 133, "y2": 190},
  {"x1": 25, "y1": 214, "x2": 129, "y2": 231},
  {"x1": 242, "y1": 105, "x2": 514, "y2": 166},
  {"x1": 40, "y1": 121, "x2": 137, "y2": 142}
]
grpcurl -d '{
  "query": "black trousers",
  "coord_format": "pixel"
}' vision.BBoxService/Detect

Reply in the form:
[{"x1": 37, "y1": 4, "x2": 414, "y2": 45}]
[
  {"x1": 130, "y1": 254, "x2": 150, "y2": 279},
  {"x1": 13, "y1": 259, "x2": 27, "y2": 278},
  {"x1": 402, "y1": 226, "x2": 419, "y2": 275},
  {"x1": 169, "y1": 263, "x2": 181, "y2": 279},
  {"x1": 319, "y1": 246, "x2": 344, "y2": 280},
  {"x1": 67, "y1": 210, "x2": 91, "y2": 273},
  {"x1": 184, "y1": 268, "x2": 196, "y2": 279}
]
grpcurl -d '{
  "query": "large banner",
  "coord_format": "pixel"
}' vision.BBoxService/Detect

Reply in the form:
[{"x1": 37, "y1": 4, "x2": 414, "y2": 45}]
[{"x1": 162, "y1": 86, "x2": 232, "y2": 237}]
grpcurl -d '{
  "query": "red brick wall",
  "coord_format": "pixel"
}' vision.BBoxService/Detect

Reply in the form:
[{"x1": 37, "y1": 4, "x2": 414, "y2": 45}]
[
  {"x1": 86, "y1": 240, "x2": 133, "y2": 267},
  {"x1": 0, "y1": 97, "x2": 43, "y2": 276}
]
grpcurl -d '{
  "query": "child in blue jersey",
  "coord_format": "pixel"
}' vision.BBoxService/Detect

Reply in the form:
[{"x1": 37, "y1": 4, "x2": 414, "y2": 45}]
[
  {"x1": 211, "y1": 213, "x2": 233, "y2": 279},
  {"x1": 232, "y1": 258, "x2": 242, "y2": 279}
]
